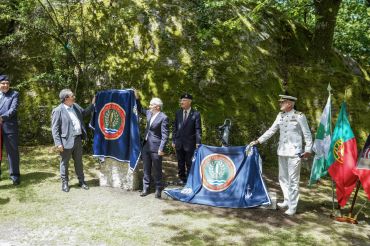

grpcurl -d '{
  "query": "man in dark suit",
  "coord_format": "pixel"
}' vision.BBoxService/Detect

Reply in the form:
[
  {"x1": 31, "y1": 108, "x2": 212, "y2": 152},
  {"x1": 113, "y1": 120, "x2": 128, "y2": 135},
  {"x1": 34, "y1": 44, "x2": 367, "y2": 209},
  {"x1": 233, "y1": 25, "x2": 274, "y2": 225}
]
[
  {"x1": 172, "y1": 93, "x2": 202, "y2": 185},
  {"x1": 51, "y1": 89, "x2": 94, "y2": 192},
  {"x1": 137, "y1": 96, "x2": 169, "y2": 198},
  {"x1": 0, "y1": 75, "x2": 20, "y2": 185}
]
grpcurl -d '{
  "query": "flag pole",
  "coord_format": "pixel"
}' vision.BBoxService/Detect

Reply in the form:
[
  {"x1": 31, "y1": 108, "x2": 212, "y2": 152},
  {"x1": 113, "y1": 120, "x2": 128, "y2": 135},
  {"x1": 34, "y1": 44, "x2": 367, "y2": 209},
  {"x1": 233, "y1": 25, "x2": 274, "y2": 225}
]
[
  {"x1": 331, "y1": 181, "x2": 336, "y2": 215},
  {"x1": 348, "y1": 180, "x2": 361, "y2": 220},
  {"x1": 331, "y1": 84, "x2": 343, "y2": 219},
  {"x1": 354, "y1": 199, "x2": 368, "y2": 220},
  {"x1": 330, "y1": 91, "x2": 359, "y2": 224},
  {"x1": 326, "y1": 83, "x2": 337, "y2": 216},
  {"x1": 333, "y1": 179, "x2": 360, "y2": 224},
  {"x1": 348, "y1": 148, "x2": 366, "y2": 223},
  {"x1": 327, "y1": 84, "x2": 342, "y2": 218}
]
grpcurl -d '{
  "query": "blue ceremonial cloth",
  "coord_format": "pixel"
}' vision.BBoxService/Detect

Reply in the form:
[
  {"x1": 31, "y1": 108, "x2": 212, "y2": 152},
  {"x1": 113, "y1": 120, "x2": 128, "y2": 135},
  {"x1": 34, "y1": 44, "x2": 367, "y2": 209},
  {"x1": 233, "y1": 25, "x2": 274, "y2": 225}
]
[
  {"x1": 90, "y1": 89, "x2": 141, "y2": 170},
  {"x1": 165, "y1": 145, "x2": 271, "y2": 208}
]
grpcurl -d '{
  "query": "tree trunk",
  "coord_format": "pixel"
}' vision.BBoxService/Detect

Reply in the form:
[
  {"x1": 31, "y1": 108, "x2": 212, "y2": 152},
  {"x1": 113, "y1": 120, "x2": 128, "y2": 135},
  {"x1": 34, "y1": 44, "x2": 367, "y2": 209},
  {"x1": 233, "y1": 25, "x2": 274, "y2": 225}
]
[{"x1": 311, "y1": 0, "x2": 342, "y2": 60}]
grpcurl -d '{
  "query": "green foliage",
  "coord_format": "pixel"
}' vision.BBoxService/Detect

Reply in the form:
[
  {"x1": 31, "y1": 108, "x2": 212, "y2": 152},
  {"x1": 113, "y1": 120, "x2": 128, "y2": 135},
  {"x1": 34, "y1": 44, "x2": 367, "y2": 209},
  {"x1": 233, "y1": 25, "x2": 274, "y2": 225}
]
[
  {"x1": 271, "y1": 0, "x2": 370, "y2": 68},
  {"x1": 334, "y1": 0, "x2": 370, "y2": 68}
]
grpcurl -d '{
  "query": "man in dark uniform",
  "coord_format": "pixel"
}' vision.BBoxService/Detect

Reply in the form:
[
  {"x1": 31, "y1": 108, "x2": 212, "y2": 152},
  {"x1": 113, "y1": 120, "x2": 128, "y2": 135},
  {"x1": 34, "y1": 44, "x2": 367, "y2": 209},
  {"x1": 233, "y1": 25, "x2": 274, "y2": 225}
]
[
  {"x1": 172, "y1": 93, "x2": 202, "y2": 185},
  {"x1": 0, "y1": 75, "x2": 20, "y2": 185}
]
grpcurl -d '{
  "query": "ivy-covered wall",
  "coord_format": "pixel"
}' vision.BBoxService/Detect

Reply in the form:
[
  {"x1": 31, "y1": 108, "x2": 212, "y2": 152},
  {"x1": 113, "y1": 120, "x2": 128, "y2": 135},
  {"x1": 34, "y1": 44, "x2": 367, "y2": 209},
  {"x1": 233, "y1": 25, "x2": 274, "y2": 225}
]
[{"x1": 11, "y1": 1, "x2": 369, "y2": 163}]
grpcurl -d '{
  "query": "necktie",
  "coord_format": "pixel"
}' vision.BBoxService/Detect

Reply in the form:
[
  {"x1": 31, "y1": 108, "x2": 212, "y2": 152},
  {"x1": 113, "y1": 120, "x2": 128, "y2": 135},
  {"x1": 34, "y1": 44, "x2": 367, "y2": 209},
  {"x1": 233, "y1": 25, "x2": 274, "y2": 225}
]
[{"x1": 183, "y1": 110, "x2": 188, "y2": 123}]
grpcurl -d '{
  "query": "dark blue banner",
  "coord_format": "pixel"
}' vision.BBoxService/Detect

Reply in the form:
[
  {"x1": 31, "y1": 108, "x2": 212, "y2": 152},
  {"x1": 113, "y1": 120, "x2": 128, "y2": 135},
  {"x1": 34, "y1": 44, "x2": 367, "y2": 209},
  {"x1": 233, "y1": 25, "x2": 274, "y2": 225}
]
[
  {"x1": 90, "y1": 89, "x2": 141, "y2": 170},
  {"x1": 165, "y1": 145, "x2": 271, "y2": 208}
]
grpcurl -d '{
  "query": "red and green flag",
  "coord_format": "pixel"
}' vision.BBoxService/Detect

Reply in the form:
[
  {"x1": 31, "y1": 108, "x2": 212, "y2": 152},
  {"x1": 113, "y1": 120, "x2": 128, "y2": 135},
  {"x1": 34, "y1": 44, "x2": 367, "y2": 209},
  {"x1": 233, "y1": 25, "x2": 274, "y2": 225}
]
[
  {"x1": 327, "y1": 102, "x2": 358, "y2": 207},
  {"x1": 353, "y1": 135, "x2": 370, "y2": 200},
  {"x1": 310, "y1": 94, "x2": 332, "y2": 185}
]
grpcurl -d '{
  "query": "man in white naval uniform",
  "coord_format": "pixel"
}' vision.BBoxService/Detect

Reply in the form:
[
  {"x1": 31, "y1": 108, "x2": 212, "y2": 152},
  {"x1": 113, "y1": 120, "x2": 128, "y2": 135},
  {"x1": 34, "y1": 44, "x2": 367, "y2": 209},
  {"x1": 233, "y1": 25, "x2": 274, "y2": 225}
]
[{"x1": 250, "y1": 95, "x2": 312, "y2": 215}]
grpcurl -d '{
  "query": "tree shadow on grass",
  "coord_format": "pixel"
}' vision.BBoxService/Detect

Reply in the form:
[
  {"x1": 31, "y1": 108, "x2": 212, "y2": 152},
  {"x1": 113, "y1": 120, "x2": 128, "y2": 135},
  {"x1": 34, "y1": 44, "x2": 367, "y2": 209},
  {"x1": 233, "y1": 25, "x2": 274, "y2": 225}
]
[
  {"x1": 0, "y1": 197, "x2": 10, "y2": 205},
  {"x1": 0, "y1": 171, "x2": 56, "y2": 190},
  {"x1": 159, "y1": 160, "x2": 369, "y2": 245},
  {"x1": 152, "y1": 201, "x2": 308, "y2": 245},
  {"x1": 22, "y1": 171, "x2": 56, "y2": 185},
  {"x1": 86, "y1": 178, "x2": 100, "y2": 187},
  {"x1": 158, "y1": 197, "x2": 369, "y2": 245},
  {"x1": 158, "y1": 150, "x2": 369, "y2": 244},
  {"x1": 69, "y1": 178, "x2": 100, "y2": 188}
]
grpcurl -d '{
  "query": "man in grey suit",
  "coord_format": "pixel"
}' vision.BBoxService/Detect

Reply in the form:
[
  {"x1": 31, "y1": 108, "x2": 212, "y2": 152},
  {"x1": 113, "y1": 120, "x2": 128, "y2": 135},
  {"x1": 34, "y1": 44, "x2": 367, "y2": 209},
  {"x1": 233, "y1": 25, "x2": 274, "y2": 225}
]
[
  {"x1": 136, "y1": 95, "x2": 169, "y2": 198},
  {"x1": 51, "y1": 89, "x2": 95, "y2": 192},
  {"x1": 0, "y1": 75, "x2": 20, "y2": 185}
]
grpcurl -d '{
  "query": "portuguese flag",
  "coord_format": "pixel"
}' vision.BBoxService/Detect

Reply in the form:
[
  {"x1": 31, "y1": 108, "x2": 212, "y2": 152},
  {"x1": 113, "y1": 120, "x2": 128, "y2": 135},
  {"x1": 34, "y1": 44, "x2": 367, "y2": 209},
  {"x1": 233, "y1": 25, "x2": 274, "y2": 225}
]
[
  {"x1": 310, "y1": 94, "x2": 332, "y2": 185},
  {"x1": 327, "y1": 102, "x2": 358, "y2": 207}
]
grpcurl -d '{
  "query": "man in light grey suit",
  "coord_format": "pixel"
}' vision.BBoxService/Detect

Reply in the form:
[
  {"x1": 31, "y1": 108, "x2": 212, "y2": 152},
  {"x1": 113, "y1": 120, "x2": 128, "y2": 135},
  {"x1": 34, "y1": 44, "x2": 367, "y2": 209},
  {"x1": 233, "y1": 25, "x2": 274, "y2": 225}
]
[{"x1": 51, "y1": 89, "x2": 95, "y2": 192}]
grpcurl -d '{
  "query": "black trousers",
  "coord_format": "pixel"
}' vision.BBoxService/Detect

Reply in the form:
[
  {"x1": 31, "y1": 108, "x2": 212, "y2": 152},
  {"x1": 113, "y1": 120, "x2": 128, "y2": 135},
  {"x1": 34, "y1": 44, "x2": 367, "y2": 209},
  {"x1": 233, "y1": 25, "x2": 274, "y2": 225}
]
[
  {"x1": 176, "y1": 147, "x2": 194, "y2": 181},
  {"x1": 142, "y1": 143, "x2": 163, "y2": 191},
  {"x1": 60, "y1": 136, "x2": 84, "y2": 183},
  {"x1": 0, "y1": 132, "x2": 20, "y2": 181}
]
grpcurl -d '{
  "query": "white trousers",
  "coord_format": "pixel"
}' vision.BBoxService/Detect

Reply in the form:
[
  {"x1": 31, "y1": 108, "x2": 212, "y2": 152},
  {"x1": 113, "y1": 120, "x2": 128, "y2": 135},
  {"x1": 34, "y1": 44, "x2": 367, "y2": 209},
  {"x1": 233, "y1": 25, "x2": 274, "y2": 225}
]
[{"x1": 278, "y1": 156, "x2": 302, "y2": 212}]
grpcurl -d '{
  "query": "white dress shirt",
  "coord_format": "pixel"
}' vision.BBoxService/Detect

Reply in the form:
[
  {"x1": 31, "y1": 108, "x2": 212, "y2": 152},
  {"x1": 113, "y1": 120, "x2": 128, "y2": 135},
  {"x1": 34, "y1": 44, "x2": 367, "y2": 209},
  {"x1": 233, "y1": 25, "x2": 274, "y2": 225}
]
[
  {"x1": 64, "y1": 104, "x2": 82, "y2": 136},
  {"x1": 145, "y1": 111, "x2": 160, "y2": 140},
  {"x1": 183, "y1": 108, "x2": 191, "y2": 121}
]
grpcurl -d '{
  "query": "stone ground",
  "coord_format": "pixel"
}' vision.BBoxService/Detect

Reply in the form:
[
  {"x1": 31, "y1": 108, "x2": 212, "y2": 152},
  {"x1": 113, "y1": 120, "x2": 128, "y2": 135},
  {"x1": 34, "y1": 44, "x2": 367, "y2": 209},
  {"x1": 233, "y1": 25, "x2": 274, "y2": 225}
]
[{"x1": 0, "y1": 146, "x2": 369, "y2": 245}]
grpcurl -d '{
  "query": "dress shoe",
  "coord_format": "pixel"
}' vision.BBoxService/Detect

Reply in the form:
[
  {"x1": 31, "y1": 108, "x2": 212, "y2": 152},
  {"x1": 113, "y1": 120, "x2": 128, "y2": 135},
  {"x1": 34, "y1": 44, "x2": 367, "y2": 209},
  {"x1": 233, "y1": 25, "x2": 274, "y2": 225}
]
[
  {"x1": 62, "y1": 182, "x2": 70, "y2": 192},
  {"x1": 140, "y1": 190, "x2": 149, "y2": 197},
  {"x1": 284, "y1": 209, "x2": 296, "y2": 216},
  {"x1": 79, "y1": 181, "x2": 89, "y2": 190},
  {"x1": 155, "y1": 189, "x2": 162, "y2": 199},
  {"x1": 12, "y1": 179, "x2": 20, "y2": 186},
  {"x1": 277, "y1": 201, "x2": 288, "y2": 209}
]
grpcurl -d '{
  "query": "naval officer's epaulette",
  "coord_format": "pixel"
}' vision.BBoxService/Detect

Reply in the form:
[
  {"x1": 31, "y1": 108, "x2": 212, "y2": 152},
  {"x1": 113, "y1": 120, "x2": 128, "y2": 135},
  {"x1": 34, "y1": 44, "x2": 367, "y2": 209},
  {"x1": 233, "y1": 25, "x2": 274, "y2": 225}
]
[{"x1": 294, "y1": 110, "x2": 303, "y2": 115}]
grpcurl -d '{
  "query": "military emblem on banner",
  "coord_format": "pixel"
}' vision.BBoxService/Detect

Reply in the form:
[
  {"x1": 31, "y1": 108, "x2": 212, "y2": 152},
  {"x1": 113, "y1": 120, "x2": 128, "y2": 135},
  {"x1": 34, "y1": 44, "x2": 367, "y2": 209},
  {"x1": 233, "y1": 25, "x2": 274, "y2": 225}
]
[
  {"x1": 98, "y1": 103, "x2": 126, "y2": 140},
  {"x1": 200, "y1": 154, "x2": 236, "y2": 192}
]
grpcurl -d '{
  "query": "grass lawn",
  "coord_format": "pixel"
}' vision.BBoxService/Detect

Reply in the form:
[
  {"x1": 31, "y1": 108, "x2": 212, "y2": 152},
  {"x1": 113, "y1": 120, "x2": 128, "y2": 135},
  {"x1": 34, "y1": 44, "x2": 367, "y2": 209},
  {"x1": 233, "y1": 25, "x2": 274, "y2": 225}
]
[{"x1": 0, "y1": 145, "x2": 369, "y2": 245}]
